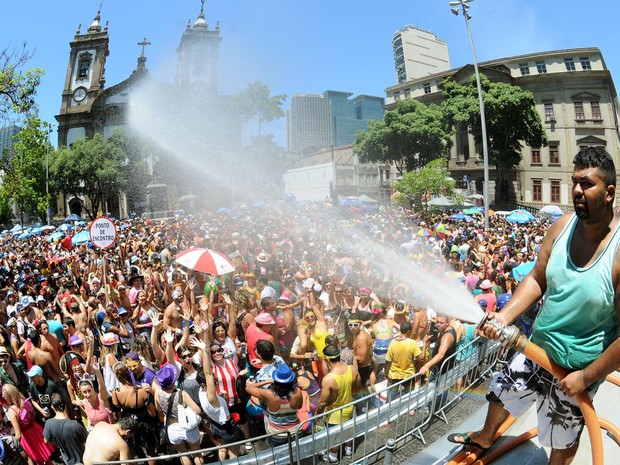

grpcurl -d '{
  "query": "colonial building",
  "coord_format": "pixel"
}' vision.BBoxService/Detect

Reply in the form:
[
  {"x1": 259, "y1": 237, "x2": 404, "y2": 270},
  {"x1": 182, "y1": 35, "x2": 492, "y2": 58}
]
[
  {"x1": 384, "y1": 47, "x2": 620, "y2": 210},
  {"x1": 55, "y1": 2, "x2": 232, "y2": 218}
]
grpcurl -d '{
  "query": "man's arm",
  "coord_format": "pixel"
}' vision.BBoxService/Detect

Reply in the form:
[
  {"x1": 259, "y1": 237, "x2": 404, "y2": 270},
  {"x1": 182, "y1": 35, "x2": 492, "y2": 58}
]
[
  {"x1": 315, "y1": 377, "x2": 336, "y2": 416},
  {"x1": 419, "y1": 332, "x2": 455, "y2": 376}
]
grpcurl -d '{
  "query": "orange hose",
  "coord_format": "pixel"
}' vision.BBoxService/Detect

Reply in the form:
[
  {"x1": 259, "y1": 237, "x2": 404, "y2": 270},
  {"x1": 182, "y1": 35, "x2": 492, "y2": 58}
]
[
  {"x1": 472, "y1": 427, "x2": 538, "y2": 465},
  {"x1": 518, "y1": 337, "x2": 604, "y2": 465},
  {"x1": 444, "y1": 416, "x2": 516, "y2": 465},
  {"x1": 599, "y1": 418, "x2": 620, "y2": 445},
  {"x1": 605, "y1": 374, "x2": 620, "y2": 388}
]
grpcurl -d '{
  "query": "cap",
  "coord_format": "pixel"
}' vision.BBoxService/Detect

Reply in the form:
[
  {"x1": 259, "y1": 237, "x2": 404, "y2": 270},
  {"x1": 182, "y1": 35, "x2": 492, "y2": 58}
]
[
  {"x1": 478, "y1": 299, "x2": 488, "y2": 308},
  {"x1": 101, "y1": 332, "x2": 119, "y2": 346},
  {"x1": 117, "y1": 307, "x2": 128, "y2": 315},
  {"x1": 496, "y1": 293, "x2": 512, "y2": 310},
  {"x1": 125, "y1": 351, "x2": 140, "y2": 361},
  {"x1": 36, "y1": 295, "x2": 45, "y2": 302},
  {"x1": 27, "y1": 365, "x2": 44, "y2": 378},
  {"x1": 273, "y1": 363, "x2": 295, "y2": 384},
  {"x1": 156, "y1": 363, "x2": 178, "y2": 390},
  {"x1": 7, "y1": 317, "x2": 17, "y2": 327},
  {"x1": 255, "y1": 312, "x2": 275, "y2": 325},
  {"x1": 0, "y1": 346, "x2": 9, "y2": 356}
]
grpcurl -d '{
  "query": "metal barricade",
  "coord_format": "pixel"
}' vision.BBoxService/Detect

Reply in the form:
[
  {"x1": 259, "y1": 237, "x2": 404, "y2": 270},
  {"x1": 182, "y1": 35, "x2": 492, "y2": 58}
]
[{"x1": 93, "y1": 338, "x2": 502, "y2": 465}]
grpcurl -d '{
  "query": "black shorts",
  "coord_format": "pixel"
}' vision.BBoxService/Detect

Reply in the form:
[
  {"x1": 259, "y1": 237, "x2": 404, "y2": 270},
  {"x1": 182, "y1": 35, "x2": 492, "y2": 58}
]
[
  {"x1": 210, "y1": 420, "x2": 244, "y2": 443},
  {"x1": 358, "y1": 363, "x2": 374, "y2": 387}
]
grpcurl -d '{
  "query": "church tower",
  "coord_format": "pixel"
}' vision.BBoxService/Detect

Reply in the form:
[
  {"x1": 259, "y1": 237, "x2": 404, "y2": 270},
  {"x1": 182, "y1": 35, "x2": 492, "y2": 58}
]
[
  {"x1": 56, "y1": 7, "x2": 109, "y2": 147},
  {"x1": 176, "y1": 0, "x2": 222, "y2": 96}
]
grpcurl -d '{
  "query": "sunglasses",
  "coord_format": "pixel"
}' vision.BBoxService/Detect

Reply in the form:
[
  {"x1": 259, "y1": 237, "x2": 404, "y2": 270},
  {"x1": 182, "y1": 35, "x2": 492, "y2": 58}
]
[
  {"x1": 0, "y1": 357, "x2": 8, "y2": 363},
  {"x1": 211, "y1": 348, "x2": 223, "y2": 355},
  {"x1": 181, "y1": 353, "x2": 192, "y2": 359},
  {"x1": 348, "y1": 323, "x2": 361, "y2": 328}
]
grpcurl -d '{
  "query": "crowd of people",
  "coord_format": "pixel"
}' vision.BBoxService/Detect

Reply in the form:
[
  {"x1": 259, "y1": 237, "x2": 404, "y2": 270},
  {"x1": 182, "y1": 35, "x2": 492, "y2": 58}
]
[{"x1": 0, "y1": 193, "x2": 557, "y2": 465}]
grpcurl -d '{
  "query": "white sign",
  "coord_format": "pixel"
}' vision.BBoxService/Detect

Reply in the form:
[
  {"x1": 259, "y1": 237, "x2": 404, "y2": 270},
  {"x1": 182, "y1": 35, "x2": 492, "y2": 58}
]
[{"x1": 89, "y1": 216, "x2": 117, "y2": 249}]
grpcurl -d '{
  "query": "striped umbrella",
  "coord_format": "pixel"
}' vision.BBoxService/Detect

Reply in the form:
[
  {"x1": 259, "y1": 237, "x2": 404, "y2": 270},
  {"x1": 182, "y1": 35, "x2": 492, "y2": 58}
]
[
  {"x1": 174, "y1": 248, "x2": 236, "y2": 275},
  {"x1": 434, "y1": 224, "x2": 447, "y2": 240}
]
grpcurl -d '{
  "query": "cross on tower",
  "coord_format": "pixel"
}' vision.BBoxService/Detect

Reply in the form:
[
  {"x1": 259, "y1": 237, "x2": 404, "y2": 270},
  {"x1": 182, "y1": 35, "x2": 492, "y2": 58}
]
[{"x1": 138, "y1": 38, "x2": 151, "y2": 56}]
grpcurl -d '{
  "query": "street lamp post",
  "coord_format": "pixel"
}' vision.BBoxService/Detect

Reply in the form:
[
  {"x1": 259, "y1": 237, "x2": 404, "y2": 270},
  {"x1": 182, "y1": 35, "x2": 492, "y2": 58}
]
[
  {"x1": 46, "y1": 123, "x2": 56, "y2": 225},
  {"x1": 450, "y1": 0, "x2": 490, "y2": 232}
]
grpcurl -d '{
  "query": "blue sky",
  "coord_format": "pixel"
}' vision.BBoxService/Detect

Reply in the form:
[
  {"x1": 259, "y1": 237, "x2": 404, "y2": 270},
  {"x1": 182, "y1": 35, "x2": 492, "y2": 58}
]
[{"x1": 1, "y1": 0, "x2": 619, "y2": 147}]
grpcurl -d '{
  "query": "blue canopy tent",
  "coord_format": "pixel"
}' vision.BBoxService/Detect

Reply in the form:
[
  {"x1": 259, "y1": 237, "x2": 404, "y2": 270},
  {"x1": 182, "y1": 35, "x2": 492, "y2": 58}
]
[
  {"x1": 64, "y1": 214, "x2": 82, "y2": 223},
  {"x1": 449, "y1": 213, "x2": 475, "y2": 222}
]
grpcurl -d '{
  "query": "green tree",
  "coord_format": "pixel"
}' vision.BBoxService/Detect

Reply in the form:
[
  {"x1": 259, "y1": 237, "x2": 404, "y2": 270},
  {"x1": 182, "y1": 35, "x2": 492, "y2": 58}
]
[
  {"x1": 232, "y1": 81, "x2": 286, "y2": 137},
  {"x1": 354, "y1": 99, "x2": 452, "y2": 176},
  {"x1": 50, "y1": 133, "x2": 129, "y2": 220},
  {"x1": 442, "y1": 75, "x2": 547, "y2": 197},
  {"x1": 0, "y1": 44, "x2": 43, "y2": 123},
  {"x1": 0, "y1": 116, "x2": 50, "y2": 224},
  {"x1": 394, "y1": 158, "x2": 456, "y2": 209}
]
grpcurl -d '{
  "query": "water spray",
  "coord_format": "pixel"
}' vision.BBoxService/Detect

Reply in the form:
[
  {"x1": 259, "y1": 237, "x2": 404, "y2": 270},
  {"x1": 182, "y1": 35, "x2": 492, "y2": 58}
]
[{"x1": 473, "y1": 313, "x2": 605, "y2": 465}]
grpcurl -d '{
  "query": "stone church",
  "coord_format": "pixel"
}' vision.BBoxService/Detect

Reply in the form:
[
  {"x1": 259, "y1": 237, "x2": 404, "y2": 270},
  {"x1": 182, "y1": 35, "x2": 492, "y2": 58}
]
[{"x1": 55, "y1": 2, "x2": 240, "y2": 219}]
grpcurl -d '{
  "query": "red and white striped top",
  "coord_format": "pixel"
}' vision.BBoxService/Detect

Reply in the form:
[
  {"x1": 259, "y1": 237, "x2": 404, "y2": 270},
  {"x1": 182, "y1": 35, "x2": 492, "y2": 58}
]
[{"x1": 212, "y1": 358, "x2": 239, "y2": 406}]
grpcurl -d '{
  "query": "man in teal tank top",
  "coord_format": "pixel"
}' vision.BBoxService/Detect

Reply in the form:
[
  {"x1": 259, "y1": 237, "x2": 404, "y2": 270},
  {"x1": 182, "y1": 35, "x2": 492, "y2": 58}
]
[{"x1": 448, "y1": 147, "x2": 620, "y2": 465}]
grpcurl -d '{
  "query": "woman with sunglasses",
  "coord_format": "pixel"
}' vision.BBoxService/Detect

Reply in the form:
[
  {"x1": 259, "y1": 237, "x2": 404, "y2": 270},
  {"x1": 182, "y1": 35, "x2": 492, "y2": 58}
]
[
  {"x1": 302, "y1": 288, "x2": 330, "y2": 383},
  {"x1": 208, "y1": 340, "x2": 250, "y2": 440}
]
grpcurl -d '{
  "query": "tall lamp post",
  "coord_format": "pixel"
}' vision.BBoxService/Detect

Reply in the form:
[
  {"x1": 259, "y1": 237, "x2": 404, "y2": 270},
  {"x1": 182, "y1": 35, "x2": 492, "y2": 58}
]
[
  {"x1": 46, "y1": 123, "x2": 56, "y2": 225},
  {"x1": 450, "y1": 0, "x2": 490, "y2": 232}
]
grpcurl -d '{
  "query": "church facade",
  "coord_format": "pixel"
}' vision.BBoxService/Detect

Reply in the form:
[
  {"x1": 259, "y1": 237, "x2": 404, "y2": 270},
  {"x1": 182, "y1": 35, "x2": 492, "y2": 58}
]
[{"x1": 55, "y1": 3, "x2": 230, "y2": 219}]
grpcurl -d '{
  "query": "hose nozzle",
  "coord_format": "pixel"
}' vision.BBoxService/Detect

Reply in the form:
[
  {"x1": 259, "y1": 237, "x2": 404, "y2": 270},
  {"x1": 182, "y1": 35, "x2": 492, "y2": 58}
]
[{"x1": 477, "y1": 311, "x2": 526, "y2": 350}]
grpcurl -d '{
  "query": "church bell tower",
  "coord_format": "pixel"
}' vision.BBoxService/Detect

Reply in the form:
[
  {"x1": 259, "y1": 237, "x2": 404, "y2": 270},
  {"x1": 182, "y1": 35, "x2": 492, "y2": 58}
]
[
  {"x1": 56, "y1": 7, "x2": 109, "y2": 147},
  {"x1": 176, "y1": 0, "x2": 222, "y2": 96}
]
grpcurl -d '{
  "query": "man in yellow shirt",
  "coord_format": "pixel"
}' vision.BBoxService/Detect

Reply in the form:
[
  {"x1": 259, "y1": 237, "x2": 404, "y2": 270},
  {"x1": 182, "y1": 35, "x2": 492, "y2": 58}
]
[{"x1": 385, "y1": 321, "x2": 424, "y2": 399}]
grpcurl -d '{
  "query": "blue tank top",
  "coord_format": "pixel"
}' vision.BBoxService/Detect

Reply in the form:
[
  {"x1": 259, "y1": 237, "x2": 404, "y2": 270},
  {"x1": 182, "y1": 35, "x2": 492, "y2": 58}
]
[{"x1": 531, "y1": 214, "x2": 620, "y2": 371}]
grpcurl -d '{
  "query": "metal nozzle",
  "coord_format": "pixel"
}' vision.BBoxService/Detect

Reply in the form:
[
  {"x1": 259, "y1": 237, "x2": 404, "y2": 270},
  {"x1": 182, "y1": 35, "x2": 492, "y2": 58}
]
[{"x1": 477, "y1": 311, "x2": 525, "y2": 350}]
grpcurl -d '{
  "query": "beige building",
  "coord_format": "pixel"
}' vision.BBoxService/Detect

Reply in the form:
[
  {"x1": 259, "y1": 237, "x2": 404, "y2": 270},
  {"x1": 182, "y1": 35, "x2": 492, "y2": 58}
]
[
  {"x1": 392, "y1": 25, "x2": 451, "y2": 84},
  {"x1": 385, "y1": 47, "x2": 620, "y2": 211}
]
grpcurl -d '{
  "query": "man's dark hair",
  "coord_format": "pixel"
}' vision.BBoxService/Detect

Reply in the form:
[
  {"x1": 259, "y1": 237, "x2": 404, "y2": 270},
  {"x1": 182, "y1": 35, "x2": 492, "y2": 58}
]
[
  {"x1": 400, "y1": 321, "x2": 413, "y2": 335},
  {"x1": 62, "y1": 317, "x2": 75, "y2": 328},
  {"x1": 51, "y1": 393, "x2": 65, "y2": 412},
  {"x1": 573, "y1": 147, "x2": 616, "y2": 187},
  {"x1": 256, "y1": 340, "x2": 275, "y2": 361},
  {"x1": 323, "y1": 344, "x2": 340, "y2": 362},
  {"x1": 258, "y1": 276, "x2": 268, "y2": 285},
  {"x1": 28, "y1": 329, "x2": 40, "y2": 347},
  {"x1": 117, "y1": 416, "x2": 140, "y2": 432},
  {"x1": 260, "y1": 296, "x2": 273, "y2": 309}
]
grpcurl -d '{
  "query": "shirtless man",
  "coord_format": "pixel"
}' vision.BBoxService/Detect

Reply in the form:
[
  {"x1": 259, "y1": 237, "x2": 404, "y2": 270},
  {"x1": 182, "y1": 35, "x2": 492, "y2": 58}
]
[
  {"x1": 83, "y1": 417, "x2": 139, "y2": 465},
  {"x1": 162, "y1": 288, "x2": 184, "y2": 331},
  {"x1": 20, "y1": 329, "x2": 63, "y2": 381},
  {"x1": 38, "y1": 320, "x2": 63, "y2": 367},
  {"x1": 349, "y1": 318, "x2": 373, "y2": 390}
]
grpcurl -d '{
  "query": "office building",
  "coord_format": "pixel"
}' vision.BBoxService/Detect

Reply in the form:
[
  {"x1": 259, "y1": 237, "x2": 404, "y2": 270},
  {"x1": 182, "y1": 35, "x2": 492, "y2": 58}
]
[{"x1": 393, "y1": 25, "x2": 451, "y2": 84}]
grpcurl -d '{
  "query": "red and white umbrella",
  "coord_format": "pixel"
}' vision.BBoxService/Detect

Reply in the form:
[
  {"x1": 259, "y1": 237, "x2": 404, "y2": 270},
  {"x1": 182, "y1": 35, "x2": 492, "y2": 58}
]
[{"x1": 174, "y1": 248, "x2": 235, "y2": 275}]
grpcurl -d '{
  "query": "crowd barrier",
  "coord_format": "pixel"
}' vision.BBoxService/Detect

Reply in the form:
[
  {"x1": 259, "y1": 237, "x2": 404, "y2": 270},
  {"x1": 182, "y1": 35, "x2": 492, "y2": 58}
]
[{"x1": 94, "y1": 337, "x2": 502, "y2": 465}]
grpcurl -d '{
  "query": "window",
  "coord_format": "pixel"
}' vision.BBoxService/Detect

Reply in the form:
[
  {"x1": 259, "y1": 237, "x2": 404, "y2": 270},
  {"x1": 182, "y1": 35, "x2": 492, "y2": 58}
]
[
  {"x1": 574, "y1": 102, "x2": 585, "y2": 120},
  {"x1": 533, "y1": 179, "x2": 542, "y2": 202},
  {"x1": 551, "y1": 180, "x2": 561, "y2": 203},
  {"x1": 549, "y1": 144, "x2": 559, "y2": 164},
  {"x1": 394, "y1": 91, "x2": 400, "y2": 101},
  {"x1": 531, "y1": 148, "x2": 541, "y2": 164},
  {"x1": 423, "y1": 83, "x2": 431, "y2": 94},
  {"x1": 404, "y1": 88, "x2": 411, "y2": 98},
  {"x1": 580, "y1": 57, "x2": 592, "y2": 70},
  {"x1": 591, "y1": 101, "x2": 602, "y2": 120},
  {"x1": 564, "y1": 58, "x2": 576, "y2": 71},
  {"x1": 436, "y1": 80, "x2": 444, "y2": 91},
  {"x1": 519, "y1": 63, "x2": 530, "y2": 76},
  {"x1": 544, "y1": 103, "x2": 555, "y2": 122},
  {"x1": 77, "y1": 52, "x2": 92, "y2": 78},
  {"x1": 536, "y1": 61, "x2": 547, "y2": 74}
]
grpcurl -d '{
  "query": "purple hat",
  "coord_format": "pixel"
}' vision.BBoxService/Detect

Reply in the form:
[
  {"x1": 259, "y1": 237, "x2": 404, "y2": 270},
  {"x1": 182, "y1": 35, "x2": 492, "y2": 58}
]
[
  {"x1": 125, "y1": 351, "x2": 140, "y2": 361},
  {"x1": 69, "y1": 335, "x2": 84, "y2": 346},
  {"x1": 156, "y1": 363, "x2": 178, "y2": 390}
]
